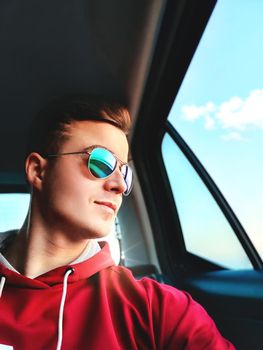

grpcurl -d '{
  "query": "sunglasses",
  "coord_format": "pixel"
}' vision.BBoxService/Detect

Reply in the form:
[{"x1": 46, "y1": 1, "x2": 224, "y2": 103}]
[{"x1": 44, "y1": 146, "x2": 133, "y2": 196}]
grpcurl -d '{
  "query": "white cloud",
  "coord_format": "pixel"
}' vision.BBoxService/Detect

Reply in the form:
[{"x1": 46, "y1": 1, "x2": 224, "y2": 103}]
[
  {"x1": 181, "y1": 102, "x2": 216, "y2": 121},
  {"x1": 204, "y1": 115, "x2": 215, "y2": 130},
  {"x1": 221, "y1": 132, "x2": 243, "y2": 141},
  {"x1": 181, "y1": 105, "x2": 203, "y2": 121},
  {"x1": 181, "y1": 89, "x2": 263, "y2": 133},
  {"x1": 216, "y1": 90, "x2": 263, "y2": 130}
]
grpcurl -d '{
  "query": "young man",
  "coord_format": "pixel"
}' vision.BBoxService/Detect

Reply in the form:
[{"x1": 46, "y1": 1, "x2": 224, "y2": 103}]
[{"x1": 0, "y1": 95, "x2": 235, "y2": 349}]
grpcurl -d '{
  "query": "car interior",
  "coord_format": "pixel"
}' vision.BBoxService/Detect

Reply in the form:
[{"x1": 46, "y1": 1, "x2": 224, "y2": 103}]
[{"x1": 0, "y1": 0, "x2": 262, "y2": 349}]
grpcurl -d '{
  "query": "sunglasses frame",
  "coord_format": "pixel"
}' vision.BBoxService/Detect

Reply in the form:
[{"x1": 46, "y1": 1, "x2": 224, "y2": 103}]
[{"x1": 43, "y1": 145, "x2": 133, "y2": 196}]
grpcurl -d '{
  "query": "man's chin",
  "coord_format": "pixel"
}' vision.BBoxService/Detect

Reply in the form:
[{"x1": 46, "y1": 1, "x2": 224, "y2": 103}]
[{"x1": 84, "y1": 225, "x2": 114, "y2": 240}]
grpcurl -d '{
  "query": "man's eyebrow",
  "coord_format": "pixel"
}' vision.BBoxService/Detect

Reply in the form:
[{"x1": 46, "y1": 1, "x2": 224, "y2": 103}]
[
  {"x1": 83, "y1": 144, "x2": 103, "y2": 151},
  {"x1": 83, "y1": 144, "x2": 112, "y2": 154}
]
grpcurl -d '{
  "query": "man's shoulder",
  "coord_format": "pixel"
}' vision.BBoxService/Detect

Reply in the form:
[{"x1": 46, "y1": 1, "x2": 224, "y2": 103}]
[
  {"x1": 103, "y1": 265, "x2": 235, "y2": 349},
  {"x1": 99, "y1": 264, "x2": 214, "y2": 325},
  {"x1": 101, "y1": 264, "x2": 188, "y2": 303}
]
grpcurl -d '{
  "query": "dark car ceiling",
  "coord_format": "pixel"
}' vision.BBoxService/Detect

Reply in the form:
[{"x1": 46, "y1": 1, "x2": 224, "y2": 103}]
[{"x1": 0, "y1": 0, "x2": 165, "y2": 183}]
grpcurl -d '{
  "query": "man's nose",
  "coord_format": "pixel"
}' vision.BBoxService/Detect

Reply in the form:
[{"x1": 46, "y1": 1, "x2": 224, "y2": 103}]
[{"x1": 103, "y1": 168, "x2": 127, "y2": 194}]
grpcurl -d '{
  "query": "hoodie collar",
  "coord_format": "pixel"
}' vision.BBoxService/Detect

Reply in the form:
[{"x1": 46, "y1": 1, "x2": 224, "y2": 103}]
[{"x1": 0, "y1": 241, "x2": 115, "y2": 288}]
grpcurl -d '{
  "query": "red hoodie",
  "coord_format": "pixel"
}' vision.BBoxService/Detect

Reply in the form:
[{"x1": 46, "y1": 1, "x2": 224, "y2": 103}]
[{"x1": 0, "y1": 242, "x2": 235, "y2": 350}]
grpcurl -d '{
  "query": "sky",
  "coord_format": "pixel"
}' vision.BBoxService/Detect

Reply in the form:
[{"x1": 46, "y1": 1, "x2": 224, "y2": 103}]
[{"x1": 164, "y1": 0, "x2": 263, "y2": 265}]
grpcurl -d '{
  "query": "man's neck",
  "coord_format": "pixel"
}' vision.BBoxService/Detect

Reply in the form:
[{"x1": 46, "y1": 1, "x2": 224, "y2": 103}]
[{"x1": 3, "y1": 226, "x2": 90, "y2": 278}]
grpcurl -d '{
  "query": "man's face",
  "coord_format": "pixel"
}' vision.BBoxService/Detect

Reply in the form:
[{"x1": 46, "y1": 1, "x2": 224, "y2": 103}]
[{"x1": 39, "y1": 120, "x2": 129, "y2": 240}]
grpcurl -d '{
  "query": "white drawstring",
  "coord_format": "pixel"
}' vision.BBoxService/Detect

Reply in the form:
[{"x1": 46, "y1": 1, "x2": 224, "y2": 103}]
[
  {"x1": 56, "y1": 268, "x2": 74, "y2": 350},
  {"x1": 0, "y1": 276, "x2": 6, "y2": 298},
  {"x1": 1, "y1": 269, "x2": 74, "y2": 349}
]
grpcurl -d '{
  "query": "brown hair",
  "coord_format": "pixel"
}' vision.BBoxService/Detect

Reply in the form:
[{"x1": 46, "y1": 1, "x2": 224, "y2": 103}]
[{"x1": 26, "y1": 94, "x2": 131, "y2": 156}]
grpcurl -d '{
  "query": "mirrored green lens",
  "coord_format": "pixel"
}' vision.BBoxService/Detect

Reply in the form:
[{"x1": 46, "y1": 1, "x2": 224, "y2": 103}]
[{"x1": 88, "y1": 148, "x2": 116, "y2": 178}]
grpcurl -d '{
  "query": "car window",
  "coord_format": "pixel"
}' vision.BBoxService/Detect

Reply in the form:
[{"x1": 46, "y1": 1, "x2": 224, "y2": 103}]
[
  {"x1": 0, "y1": 193, "x2": 30, "y2": 232},
  {"x1": 162, "y1": 134, "x2": 252, "y2": 269},
  {"x1": 163, "y1": 0, "x2": 263, "y2": 266}
]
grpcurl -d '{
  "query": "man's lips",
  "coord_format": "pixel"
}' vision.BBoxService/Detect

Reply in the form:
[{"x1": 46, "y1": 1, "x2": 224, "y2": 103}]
[{"x1": 94, "y1": 201, "x2": 117, "y2": 213}]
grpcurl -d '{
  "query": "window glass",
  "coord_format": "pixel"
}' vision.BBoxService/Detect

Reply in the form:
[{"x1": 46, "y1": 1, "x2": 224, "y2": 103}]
[
  {"x1": 0, "y1": 193, "x2": 30, "y2": 231},
  {"x1": 162, "y1": 134, "x2": 252, "y2": 269},
  {"x1": 168, "y1": 0, "x2": 263, "y2": 259}
]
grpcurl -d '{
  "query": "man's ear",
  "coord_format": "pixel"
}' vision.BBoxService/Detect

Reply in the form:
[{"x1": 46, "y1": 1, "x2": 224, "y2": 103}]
[{"x1": 25, "y1": 153, "x2": 48, "y2": 190}]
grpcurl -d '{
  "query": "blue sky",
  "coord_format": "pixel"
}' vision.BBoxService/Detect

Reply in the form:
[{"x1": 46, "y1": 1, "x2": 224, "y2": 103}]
[
  {"x1": 172, "y1": 0, "x2": 263, "y2": 104},
  {"x1": 164, "y1": 0, "x2": 263, "y2": 265}
]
